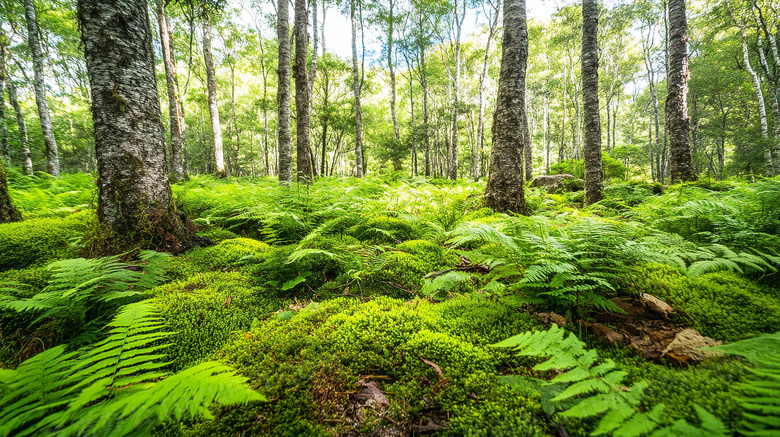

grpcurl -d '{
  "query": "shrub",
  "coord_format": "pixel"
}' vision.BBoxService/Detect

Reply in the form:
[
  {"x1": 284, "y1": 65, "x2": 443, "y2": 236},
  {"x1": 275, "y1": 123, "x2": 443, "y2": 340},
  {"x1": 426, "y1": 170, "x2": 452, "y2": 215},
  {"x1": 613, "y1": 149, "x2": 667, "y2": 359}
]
[
  {"x1": 152, "y1": 272, "x2": 283, "y2": 370},
  {"x1": 0, "y1": 211, "x2": 90, "y2": 271}
]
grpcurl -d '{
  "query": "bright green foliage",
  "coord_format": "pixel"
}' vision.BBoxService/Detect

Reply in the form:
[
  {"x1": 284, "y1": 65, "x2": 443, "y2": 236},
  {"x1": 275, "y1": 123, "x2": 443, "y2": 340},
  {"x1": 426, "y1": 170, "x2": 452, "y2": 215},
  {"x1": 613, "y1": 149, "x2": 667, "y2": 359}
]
[
  {"x1": 346, "y1": 215, "x2": 422, "y2": 244},
  {"x1": 709, "y1": 332, "x2": 780, "y2": 436},
  {"x1": 0, "y1": 212, "x2": 90, "y2": 271},
  {"x1": 0, "y1": 251, "x2": 170, "y2": 343},
  {"x1": 152, "y1": 272, "x2": 281, "y2": 370},
  {"x1": 495, "y1": 324, "x2": 727, "y2": 436},
  {"x1": 6, "y1": 172, "x2": 94, "y2": 218},
  {"x1": 0, "y1": 301, "x2": 263, "y2": 437},
  {"x1": 0, "y1": 267, "x2": 52, "y2": 297},
  {"x1": 626, "y1": 264, "x2": 780, "y2": 341},
  {"x1": 185, "y1": 238, "x2": 271, "y2": 272},
  {"x1": 197, "y1": 227, "x2": 240, "y2": 242}
]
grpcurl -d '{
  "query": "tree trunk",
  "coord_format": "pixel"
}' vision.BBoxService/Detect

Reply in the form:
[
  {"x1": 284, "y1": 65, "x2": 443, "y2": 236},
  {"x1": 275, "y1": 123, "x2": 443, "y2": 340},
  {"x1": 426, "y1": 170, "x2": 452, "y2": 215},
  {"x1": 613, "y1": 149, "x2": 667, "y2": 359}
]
[
  {"x1": 294, "y1": 0, "x2": 313, "y2": 182},
  {"x1": 476, "y1": 0, "x2": 500, "y2": 182},
  {"x1": 77, "y1": 0, "x2": 190, "y2": 252},
  {"x1": 545, "y1": 95, "x2": 551, "y2": 174},
  {"x1": 422, "y1": 55, "x2": 430, "y2": 177},
  {"x1": 202, "y1": 13, "x2": 225, "y2": 177},
  {"x1": 0, "y1": 43, "x2": 8, "y2": 165},
  {"x1": 523, "y1": 88, "x2": 533, "y2": 181},
  {"x1": 351, "y1": 0, "x2": 364, "y2": 178},
  {"x1": 0, "y1": 162, "x2": 20, "y2": 223},
  {"x1": 4, "y1": 67, "x2": 33, "y2": 176},
  {"x1": 156, "y1": 0, "x2": 184, "y2": 182},
  {"x1": 308, "y1": 0, "x2": 319, "y2": 178},
  {"x1": 410, "y1": 78, "x2": 417, "y2": 176},
  {"x1": 277, "y1": 0, "x2": 292, "y2": 185},
  {"x1": 665, "y1": 0, "x2": 696, "y2": 183},
  {"x1": 449, "y1": 0, "x2": 466, "y2": 180},
  {"x1": 582, "y1": 0, "x2": 603, "y2": 205},
  {"x1": 23, "y1": 0, "x2": 59, "y2": 176},
  {"x1": 484, "y1": 0, "x2": 527, "y2": 214},
  {"x1": 387, "y1": 0, "x2": 400, "y2": 147}
]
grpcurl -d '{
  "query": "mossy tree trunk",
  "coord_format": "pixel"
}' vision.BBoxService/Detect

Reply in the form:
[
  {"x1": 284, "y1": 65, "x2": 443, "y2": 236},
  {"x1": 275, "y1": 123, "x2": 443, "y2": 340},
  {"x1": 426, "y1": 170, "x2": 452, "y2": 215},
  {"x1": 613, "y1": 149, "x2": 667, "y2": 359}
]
[
  {"x1": 77, "y1": 0, "x2": 190, "y2": 253},
  {"x1": 22, "y1": 0, "x2": 59, "y2": 177},
  {"x1": 0, "y1": 163, "x2": 20, "y2": 223},
  {"x1": 484, "y1": 0, "x2": 528, "y2": 214},
  {"x1": 582, "y1": 0, "x2": 603, "y2": 205}
]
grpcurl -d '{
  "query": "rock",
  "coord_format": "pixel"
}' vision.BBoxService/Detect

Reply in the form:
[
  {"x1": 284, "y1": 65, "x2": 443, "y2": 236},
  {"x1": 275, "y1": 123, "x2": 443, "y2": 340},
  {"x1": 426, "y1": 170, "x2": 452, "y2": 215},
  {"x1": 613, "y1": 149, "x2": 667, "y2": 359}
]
[
  {"x1": 534, "y1": 312, "x2": 567, "y2": 327},
  {"x1": 530, "y1": 174, "x2": 580, "y2": 193},
  {"x1": 609, "y1": 297, "x2": 650, "y2": 317},
  {"x1": 662, "y1": 328, "x2": 723, "y2": 364},
  {"x1": 640, "y1": 293, "x2": 675, "y2": 318},
  {"x1": 590, "y1": 323, "x2": 625, "y2": 345}
]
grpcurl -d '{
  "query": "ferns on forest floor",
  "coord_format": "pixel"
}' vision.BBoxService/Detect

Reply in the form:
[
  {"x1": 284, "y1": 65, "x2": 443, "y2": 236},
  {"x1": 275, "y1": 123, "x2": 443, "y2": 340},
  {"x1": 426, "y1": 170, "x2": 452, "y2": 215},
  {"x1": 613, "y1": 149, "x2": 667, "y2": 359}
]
[{"x1": 0, "y1": 301, "x2": 263, "y2": 437}]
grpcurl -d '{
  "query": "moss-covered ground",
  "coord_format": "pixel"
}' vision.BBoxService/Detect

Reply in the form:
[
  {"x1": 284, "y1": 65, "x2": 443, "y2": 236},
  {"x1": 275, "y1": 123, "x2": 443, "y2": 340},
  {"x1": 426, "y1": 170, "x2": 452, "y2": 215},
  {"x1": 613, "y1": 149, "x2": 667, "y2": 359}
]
[{"x1": 1, "y1": 172, "x2": 779, "y2": 436}]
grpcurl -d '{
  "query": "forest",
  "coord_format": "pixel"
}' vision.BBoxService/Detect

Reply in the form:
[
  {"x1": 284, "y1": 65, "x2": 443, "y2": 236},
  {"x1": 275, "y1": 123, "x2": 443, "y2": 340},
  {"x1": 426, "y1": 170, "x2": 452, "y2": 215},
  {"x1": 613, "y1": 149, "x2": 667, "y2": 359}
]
[{"x1": 0, "y1": 0, "x2": 779, "y2": 435}]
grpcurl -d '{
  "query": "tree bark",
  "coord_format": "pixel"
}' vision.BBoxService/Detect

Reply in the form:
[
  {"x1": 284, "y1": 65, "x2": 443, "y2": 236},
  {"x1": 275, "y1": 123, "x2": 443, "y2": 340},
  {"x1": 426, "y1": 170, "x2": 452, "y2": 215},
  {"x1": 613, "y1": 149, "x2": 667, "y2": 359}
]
[
  {"x1": 351, "y1": 0, "x2": 364, "y2": 178},
  {"x1": 449, "y1": 0, "x2": 466, "y2": 180},
  {"x1": 202, "y1": 13, "x2": 225, "y2": 177},
  {"x1": 77, "y1": 0, "x2": 190, "y2": 252},
  {"x1": 0, "y1": 162, "x2": 20, "y2": 223},
  {"x1": 294, "y1": 0, "x2": 313, "y2": 182},
  {"x1": 545, "y1": 95, "x2": 551, "y2": 174},
  {"x1": 666, "y1": 0, "x2": 696, "y2": 183},
  {"x1": 484, "y1": 0, "x2": 527, "y2": 214},
  {"x1": 22, "y1": 0, "x2": 59, "y2": 176},
  {"x1": 0, "y1": 43, "x2": 8, "y2": 165},
  {"x1": 277, "y1": 0, "x2": 292, "y2": 185},
  {"x1": 524, "y1": 88, "x2": 533, "y2": 181},
  {"x1": 475, "y1": 0, "x2": 501, "y2": 182},
  {"x1": 156, "y1": 0, "x2": 185, "y2": 182},
  {"x1": 4, "y1": 65, "x2": 33, "y2": 176},
  {"x1": 582, "y1": 0, "x2": 603, "y2": 205},
  {"x1": 387, "y1": 0, "x2": 400, "y2": 151}
]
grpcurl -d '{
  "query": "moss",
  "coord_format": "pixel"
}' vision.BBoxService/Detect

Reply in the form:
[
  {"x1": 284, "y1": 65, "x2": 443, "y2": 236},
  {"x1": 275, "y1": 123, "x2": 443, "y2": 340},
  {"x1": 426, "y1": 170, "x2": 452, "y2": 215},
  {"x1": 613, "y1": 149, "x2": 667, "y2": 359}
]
[
  {"x1": 185, "y1": 238, "x2": 271, "y2": 272},
  {"x1": 0, "y1": 211, "x2": 90, "y2": 271},
  {"x1": 197, "y1": 227, "x2": 240, "y2": 242},
  {"x1": 152, "y1": 272, "x2": 283, "y2": 371},
  {"x1": 625, "y1": 263, "x2": 780, "y2": 341},
  {"x1": 0, "y1": 266, "x2": 52, "y2": 297}
]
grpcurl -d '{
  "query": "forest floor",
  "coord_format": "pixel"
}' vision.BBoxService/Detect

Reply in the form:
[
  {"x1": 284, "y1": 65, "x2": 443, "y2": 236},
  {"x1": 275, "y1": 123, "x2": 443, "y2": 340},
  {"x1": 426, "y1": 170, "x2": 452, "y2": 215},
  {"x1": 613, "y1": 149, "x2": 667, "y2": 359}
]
[{"x1": 1, "y1": 170, "x2": 779, "y2": 436}]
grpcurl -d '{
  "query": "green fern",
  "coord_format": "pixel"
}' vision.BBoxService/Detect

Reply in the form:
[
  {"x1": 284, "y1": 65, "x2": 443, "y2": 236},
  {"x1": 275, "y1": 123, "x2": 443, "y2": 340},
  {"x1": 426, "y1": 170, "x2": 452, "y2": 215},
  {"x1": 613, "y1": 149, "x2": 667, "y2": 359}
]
[
  {"x1": 0, "y1": 251, "x2": 170, "y2": 333},
  {"x1": 494, "y1": 325, "x2": 727, "y2": 436},
  {"x1": 0, "y1": 301, "x2": 264, "y2": 437},
  {"x1": 708, "y1": 332, "x2": 780, "y2": 436}
]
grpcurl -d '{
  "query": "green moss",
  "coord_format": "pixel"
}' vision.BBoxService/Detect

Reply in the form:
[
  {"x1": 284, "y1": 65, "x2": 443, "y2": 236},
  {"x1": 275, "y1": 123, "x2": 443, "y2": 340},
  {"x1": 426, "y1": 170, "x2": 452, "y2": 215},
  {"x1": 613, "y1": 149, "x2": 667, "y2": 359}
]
[
  {"x1": 185, "y1": 238, "x2": 271, "y2": 272},
  {"x1": 0, "y1": 266, "x2": 52, "y2": 298},
  {"x1": 152, "y1": 272, "x2": 283, "y2": 370},
  {"x1": 197, "y1": 227, "x2": 240, "y2": 242},
  {"x1": 0, "y1": 211, "x2": 90, "y2": 271},
  {"x1": 626, "y1": 263, "x2": 780, "y2": 341}
]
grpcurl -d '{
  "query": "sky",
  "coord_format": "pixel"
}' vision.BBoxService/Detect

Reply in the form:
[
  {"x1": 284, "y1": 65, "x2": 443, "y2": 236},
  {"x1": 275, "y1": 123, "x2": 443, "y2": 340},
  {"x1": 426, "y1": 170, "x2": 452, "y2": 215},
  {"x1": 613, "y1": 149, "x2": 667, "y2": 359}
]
[{"x1": 286, "y1": 1, "x2": 566, "y2": 61}]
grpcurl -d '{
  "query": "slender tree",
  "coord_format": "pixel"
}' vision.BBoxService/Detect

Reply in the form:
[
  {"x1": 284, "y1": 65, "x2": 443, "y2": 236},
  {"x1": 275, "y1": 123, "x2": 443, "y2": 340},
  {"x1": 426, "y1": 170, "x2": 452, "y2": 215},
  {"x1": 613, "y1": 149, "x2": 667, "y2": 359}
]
[
  {"x1": 475, "y1": 0, "x2": 501, "y2": 181},
  {"x1": 202, "y1": 11, "x2": 226, "y2": 177},
  {"x1": 22, "y1": 0, "x2": 60, "y2": 176},
  {"x1": 0, "y1": 39, "x2": 8, "y2": 165},
  {"x1": 2, "y1": 58, "x2": 33, "y2": 176},
  {"x1": 277, "y1": 0, "x2": 292, "y2": 185},
  {"x1": 351, "y1": 0, "x2": 364, "y2": 177},
  {"x1": 484, "y1": 0, "x2": 528, "y2": 214},
  {"x1": 77, "y1": 0, "x2": 191, "y2": 252},
  {"x1": 666, "y1": 0, "x2": 696, "y2": 183},
  {"x1": 582, "y1": 0, "x2": 603, "y2": 205},
  {"x1": 156, "y1": 0, "x2": 185, "y2": 182},
  {"x1": 294, "y1": 0, "x2": 313, "y2": 181}
]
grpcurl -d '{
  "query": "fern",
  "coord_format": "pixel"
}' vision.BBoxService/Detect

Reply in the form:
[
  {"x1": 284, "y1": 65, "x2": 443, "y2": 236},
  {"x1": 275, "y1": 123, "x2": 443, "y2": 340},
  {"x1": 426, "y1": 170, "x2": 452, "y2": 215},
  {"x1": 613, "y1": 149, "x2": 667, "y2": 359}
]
[
  {"x1": 708, "y1": 332, "x2": 780, "y2": 436},
  {"x1": 0, "y1": 301, "x2": 264, "y2": 437},
  {"x1": 494, "y1": 325, "x2": 727, "y2": 436},
  {"x1": 0, "y1": 251, "x2": 170, "y2": 334}
]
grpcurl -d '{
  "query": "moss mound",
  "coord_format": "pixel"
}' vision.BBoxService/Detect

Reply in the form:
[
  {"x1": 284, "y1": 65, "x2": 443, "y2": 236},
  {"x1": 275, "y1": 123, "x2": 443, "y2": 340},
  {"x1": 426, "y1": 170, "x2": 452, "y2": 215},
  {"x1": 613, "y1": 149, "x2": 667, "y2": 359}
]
[{"x1": 0, "y1": 212, "x2": 90, "y2": 271}]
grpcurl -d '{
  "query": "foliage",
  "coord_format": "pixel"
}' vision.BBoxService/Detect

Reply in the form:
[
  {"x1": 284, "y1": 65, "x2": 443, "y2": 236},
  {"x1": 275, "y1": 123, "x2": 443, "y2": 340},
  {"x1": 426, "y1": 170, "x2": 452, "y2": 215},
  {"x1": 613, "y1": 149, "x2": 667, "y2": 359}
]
[
  {"x1": 495, "y1": 324, "x2": 727, "y2": 436},
  {"x1": 0, "y1": 212, "x2": 90, "y2": 271},
  {"x1": 0, "y1": 301, "x2": 263, "y2": 437}
]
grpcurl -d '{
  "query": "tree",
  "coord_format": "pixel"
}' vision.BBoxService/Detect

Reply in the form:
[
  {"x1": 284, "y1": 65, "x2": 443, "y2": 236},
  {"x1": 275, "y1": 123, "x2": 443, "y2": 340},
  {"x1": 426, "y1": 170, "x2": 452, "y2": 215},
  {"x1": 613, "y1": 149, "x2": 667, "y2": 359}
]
[
  {"x1": 2, "y1": 52, "x2": 34, "y2": 176},
  {"x1": 294, "y1": 0, "x2": 313, "y2": 181},
  {"x1": 475, "y1": 0, "x2": 501, "y2": 181},
  {"x1": 203, "y1": 10, "x2": 226, "y2": 177},
  {"x1": 156, "y1": 0, "x2": 186, "y2": 182},
  {"x1": 0, "y1": 162, "x2": 20, "y2": 223},
  {"x1": 277, "y1": 0, "x2": 292, "y2": 185},
  {"x1": 22, "y1": 0, "x2": 60, "y2": 176},
  {"x1": 666, "y1": 0, "x2": 696, "y2": 183},
  {"x1": 0, "y1": 36, "x2": 8, "y2": 165},
  {"x1": 582, "y1": 0, "x2": 603, "y2": 205},
  {"x1": 77, "y1": 0, "x2": 190, "y2": 252},
  {"x1": 484, "y1": 0, "x2": 527, "y2": 214},
  {"x1": 351, "y1": 0, "x2": 364, "y2": 178}
]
